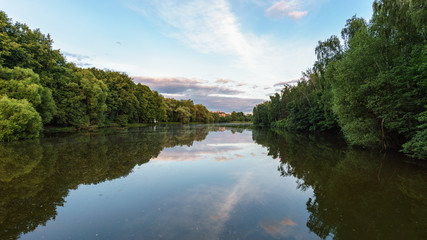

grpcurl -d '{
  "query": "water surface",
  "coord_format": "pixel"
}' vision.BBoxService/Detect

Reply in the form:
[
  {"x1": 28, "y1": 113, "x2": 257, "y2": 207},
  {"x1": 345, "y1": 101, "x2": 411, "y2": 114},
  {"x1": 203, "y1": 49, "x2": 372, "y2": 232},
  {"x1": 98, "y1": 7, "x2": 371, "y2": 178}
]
[{"x1": 0, "y1": 125, "x2": 425, "y2": 239}]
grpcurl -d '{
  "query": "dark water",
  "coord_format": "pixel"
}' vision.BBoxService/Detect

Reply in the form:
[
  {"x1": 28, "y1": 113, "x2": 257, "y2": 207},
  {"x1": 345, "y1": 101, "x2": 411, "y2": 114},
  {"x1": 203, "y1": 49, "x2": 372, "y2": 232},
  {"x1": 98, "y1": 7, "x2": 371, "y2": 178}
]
[{"x1": 0, "y1": 125, "x2": 425, "y2": 240}]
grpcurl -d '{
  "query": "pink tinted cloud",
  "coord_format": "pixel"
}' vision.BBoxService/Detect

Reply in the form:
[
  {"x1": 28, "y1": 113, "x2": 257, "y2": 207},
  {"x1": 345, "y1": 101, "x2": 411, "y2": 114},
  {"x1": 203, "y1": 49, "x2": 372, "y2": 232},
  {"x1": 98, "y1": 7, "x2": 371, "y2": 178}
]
[
  {"x1": 133, "y1": 76, "x2": 263, "y2": 113},
  {"x1": 266, "y1": 1, "x2": 308, "y2": 20},
  {"x1": 287, "y1": 11, "x2": 308, "y2": 20},
  {"x1": 133, "y1": 76, "x2": 243, "y2": 95},
  {"x1": 216, "y1": 78, "x2": 234, "y2": 84}
]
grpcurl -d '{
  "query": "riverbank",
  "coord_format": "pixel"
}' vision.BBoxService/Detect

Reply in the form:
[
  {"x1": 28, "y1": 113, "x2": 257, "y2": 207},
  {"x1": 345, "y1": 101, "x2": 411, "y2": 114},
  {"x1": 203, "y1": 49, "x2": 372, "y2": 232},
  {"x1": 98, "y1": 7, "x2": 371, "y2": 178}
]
[{"x1": 42, "y1": 121, "x2": 253, "y2": 135}]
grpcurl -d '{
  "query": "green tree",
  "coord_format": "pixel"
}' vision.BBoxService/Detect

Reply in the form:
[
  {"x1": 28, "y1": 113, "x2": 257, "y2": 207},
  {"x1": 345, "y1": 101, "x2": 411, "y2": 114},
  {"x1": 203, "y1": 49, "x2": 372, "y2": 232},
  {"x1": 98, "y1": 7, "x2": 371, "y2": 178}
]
[
  {"x1": 77, "y1": 69, "x2": 108, "y2": 125},
  {"x1": 176, "y1": 106, "x2": 191, "y2": 124},
  {"x1": 402, "y1": 110, "x2": 427, "y2": 159},
  {"x1": 178, "y1": 100, "x2": 196, "y2": 122},
  {"x1": 195, "y1": 104, "x2": 209, "y2": 123},
  {"x1": 329, "y1": 25, "x2": 382, "y2": 147},
  {"x1": 0, "y1": 95, "x2": 42, "y2": 141},
  {"x1": 0, "y1": 66, "x2": 56, "y2": 124},
  {"x1": 150, "y1": 91, "x2": 167, "y2": 122},
  {"x1": 253, "y1": 102, "x2": 270, "y2": 126}
]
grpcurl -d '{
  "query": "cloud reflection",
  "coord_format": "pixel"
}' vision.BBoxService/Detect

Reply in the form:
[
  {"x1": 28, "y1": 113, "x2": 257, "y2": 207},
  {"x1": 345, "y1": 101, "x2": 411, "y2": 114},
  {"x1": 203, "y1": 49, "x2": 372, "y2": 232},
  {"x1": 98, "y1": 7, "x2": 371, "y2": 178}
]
[
  {"x1": 259, "y1": 217, "x2": 297, "y2": 237},
  {"x1": 134, "y1": 130, "x2": 260, "y2": 238},
  {"x1": 152, "y1": 145, "x2": 243, "y2": 162}
]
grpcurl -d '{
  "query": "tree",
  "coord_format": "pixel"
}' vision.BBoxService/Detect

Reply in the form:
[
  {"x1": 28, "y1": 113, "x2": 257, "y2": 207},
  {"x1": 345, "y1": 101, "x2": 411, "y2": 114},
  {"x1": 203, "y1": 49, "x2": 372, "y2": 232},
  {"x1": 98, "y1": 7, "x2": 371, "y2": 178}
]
[
  {"x1": 253, "y1": 102, "x2": 270, "y2": 126},
  {"x1": 176, "y1": 106, "x2": 191, "y2": 124},
  {"x1": 253, "y1": 1, "x2": 425, "y2": 158},
  {"x1": 77, "y1": 69, "x2": 107, "y2": 125},
  {"x1": 0, "y1": 66, "x2": 56, "y2": 124},
  {"x1": 0, "y1": 95, "x2": 42, "y2": 141},
  {"x1": 402, "y1": 110, "x2": 427, "y2": 159},
  {"x1": 195, "y1": 104, "x2": 209, "y2": 123}
]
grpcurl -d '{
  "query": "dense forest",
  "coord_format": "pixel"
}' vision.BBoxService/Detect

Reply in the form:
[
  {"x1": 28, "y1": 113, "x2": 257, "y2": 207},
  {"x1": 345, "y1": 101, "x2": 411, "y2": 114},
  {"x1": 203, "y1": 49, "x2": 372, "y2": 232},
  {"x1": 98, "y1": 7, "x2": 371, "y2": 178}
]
[
  {"x1": 253, "y1": 0, "x2": 426, "y2": 160},
  {"x1": 0, "y1": 11, "x2": 250, "y2": 142}
]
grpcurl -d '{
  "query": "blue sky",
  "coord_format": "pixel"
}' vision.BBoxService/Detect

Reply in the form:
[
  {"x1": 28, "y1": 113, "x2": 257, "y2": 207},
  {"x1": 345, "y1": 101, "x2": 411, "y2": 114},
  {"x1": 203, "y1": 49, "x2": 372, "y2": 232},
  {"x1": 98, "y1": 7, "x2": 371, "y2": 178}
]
[{"x1": 0, "y1": 0, "x2": 373, "y2": 113}]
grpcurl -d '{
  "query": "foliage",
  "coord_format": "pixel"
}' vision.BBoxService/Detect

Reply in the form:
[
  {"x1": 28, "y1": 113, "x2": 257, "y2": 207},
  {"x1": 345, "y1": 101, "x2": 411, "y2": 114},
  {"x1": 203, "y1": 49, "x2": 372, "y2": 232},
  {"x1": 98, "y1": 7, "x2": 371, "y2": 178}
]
[
  {"x1": 402, "y1": 110, "x2": 427, "y2": 159},
  {"x1": 253, "y1": 0, "x2": 426, "y2": 159},
  {"x1": 0, "y1": 95, "x2": 42, "y2": 141},
  {"x1": 0, "y1": 66, "x2": 56, "y2": 124},
  {"x1": 176, "y1": 106, "x2": 192, "y2": 124},
  {"x1": 0, "y1": 10, "x2": 242, "y2": 141}
]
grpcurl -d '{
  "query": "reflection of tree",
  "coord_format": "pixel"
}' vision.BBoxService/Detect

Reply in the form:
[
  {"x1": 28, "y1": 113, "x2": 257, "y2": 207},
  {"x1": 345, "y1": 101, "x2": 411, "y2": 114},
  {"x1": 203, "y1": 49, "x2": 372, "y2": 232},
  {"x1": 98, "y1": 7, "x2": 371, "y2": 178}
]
[
  {"x1": 252, "y1": 128, "x2": 427, "y2": 240},
  {"x1": 161, "y1": 125, "x2": 210, "y2": 147},
  {"x1": 0, "y1": 124, "x2": 219, "y2": 240}
]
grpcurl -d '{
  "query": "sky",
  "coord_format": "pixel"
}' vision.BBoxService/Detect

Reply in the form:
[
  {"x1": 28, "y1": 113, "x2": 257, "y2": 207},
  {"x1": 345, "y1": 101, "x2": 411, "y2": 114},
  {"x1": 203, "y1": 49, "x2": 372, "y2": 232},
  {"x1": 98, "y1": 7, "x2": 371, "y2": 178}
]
[{"x1": 0, "y1": 0, "x2": 373, "y2": 113}]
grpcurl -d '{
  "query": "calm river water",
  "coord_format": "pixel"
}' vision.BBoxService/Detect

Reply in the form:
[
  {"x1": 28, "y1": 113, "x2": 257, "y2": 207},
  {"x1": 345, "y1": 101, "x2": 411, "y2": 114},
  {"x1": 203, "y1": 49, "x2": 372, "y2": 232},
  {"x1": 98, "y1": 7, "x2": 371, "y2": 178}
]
[{"x1": 0, "y1": 124, "x2": 425, "y2": 240}]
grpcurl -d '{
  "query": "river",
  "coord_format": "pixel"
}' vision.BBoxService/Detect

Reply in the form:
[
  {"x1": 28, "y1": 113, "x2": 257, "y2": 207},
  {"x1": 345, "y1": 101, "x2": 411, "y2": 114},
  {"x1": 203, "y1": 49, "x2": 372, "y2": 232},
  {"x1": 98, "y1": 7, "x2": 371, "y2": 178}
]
[{"x1": 0, "y1": 124, "x2": 425, "y2": 239}]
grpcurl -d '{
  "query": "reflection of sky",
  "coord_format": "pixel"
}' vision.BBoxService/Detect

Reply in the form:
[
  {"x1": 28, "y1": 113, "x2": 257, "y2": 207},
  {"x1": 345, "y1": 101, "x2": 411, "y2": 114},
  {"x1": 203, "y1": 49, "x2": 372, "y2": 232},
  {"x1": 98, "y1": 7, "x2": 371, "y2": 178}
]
[
  {"x1": 151, "y1": 130, "x2": 254, "y2": 163},
  {"x1": 259, "y1": 217, "x2": 297, "y2": 237},
  {"x1": 21, "y1": 129, "x2": 319, "y2": 240},
  {"x1": 151, "y1": 144, "x2": 244, "y2": 162}
]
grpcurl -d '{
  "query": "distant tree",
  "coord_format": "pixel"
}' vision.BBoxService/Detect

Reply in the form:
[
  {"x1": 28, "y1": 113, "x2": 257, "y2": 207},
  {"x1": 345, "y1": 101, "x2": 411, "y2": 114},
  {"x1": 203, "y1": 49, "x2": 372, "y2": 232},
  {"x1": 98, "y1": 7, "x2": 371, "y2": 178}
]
[
  {"x1": 164, "y1": 98, "x2": 178, "y2": 122},
  {"x1": 176, "y1": 106, "x2": 191, "y2": 124},
  {"x1": 195, "y1": 104, "x2": 209, "y2": 123}
]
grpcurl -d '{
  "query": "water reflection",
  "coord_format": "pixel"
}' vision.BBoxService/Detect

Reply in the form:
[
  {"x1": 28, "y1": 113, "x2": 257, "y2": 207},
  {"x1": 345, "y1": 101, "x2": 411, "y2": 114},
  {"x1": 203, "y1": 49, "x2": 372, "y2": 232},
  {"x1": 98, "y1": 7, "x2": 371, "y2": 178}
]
[
  {"x1": 258, "y1": 217, "x2": 297, "y2": 238},
  {"x1": 0, "y1": 126, "x2": 425, "y2": 240},
  {"x1": 252, "y1": 129, "x2": 427, "y2": 240},
  {"x1": 0, "y1": 125, "x2": 217, "y2": 240}
]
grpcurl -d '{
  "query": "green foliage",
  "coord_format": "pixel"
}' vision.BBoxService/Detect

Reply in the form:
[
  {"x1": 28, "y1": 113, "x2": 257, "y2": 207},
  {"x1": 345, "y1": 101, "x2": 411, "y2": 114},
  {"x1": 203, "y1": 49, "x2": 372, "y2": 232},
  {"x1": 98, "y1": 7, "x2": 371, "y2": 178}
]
[
  {"x1": 176, "y1": 106, "x2": 191, "y2": 124},
  {"x1": 116, "y1": 114, "x2": 129, "y2": 126},
  {"x1": 77, "y1": 69, "x2": 108, "y2": 125},
  {"x1": 0, "y1": 66, "x2": 56, "y2": 124},
  {"x1": 252, "y1": 101, "x2": 270, "y2": 126},
  {"x1": 329, "y1": 25, "x2": 382, "y2": 147},
  {"x1": 89, "y1": 69, "x2": 138, "y2": 123},
  {"x1": 195, "y1": 104, "x2": 209, "y2": 123},
  {"x1": 402, "y1": 110, "x2": 427, "y2": 159},
  {"x1": 0, "y1": 10, "x2": 231, "y2": 141},
  {"x1": 254, "y1": 0, "x2": 426, "y2": 159},
  {"x1": 0, "y1": 95, "x2": 42, "y2": 141}
]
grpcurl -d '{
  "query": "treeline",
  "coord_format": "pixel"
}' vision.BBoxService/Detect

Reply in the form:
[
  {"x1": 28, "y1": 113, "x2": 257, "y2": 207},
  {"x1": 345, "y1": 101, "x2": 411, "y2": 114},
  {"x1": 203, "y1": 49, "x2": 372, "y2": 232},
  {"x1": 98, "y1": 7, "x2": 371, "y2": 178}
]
[
  {"x1": 0, "y1": 11, "x2": 246, "y2": 141},
  {"x1": 253, "y1": 0, "x2": 426, "y2": 159},
  {"x1": 164, "y1": 98, "x2": 251, "y2": 124}
]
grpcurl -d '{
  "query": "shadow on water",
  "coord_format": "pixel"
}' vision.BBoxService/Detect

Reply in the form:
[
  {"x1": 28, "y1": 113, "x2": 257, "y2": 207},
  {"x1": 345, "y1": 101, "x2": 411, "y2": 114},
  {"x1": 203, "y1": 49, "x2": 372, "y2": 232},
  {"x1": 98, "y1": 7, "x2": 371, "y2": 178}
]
[
  {"x1": 0, "y1": 124, "x2": 230, "y2": 240},
  {"x1": 252, "y1": 128, "x2": 427, "y2": 240}
]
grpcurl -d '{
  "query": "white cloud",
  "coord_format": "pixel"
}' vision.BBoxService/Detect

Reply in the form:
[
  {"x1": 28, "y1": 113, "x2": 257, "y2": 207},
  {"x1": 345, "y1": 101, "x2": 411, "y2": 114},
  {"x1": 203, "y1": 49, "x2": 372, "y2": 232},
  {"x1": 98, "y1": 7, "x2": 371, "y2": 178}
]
[
  {"x1": 128, "y1": 0, "x2": 316, "y2": 100},
  {"x1": 155, "y1": 0, "x2": 257, "y2": 68},
  {"x1": 266, "y1": 0, "x2": 308, "y2": 20}
]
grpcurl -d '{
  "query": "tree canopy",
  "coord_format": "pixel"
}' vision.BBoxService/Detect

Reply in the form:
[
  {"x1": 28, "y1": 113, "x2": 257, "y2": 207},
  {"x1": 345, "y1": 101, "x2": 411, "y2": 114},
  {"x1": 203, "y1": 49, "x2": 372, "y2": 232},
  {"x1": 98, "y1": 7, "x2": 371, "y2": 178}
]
[
  {"x1": 253, "y1": 0, "x2": 426, "y2": 160},
  {"x1": 0, "y1": 10, "x2": 245, "y2": 141}
]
